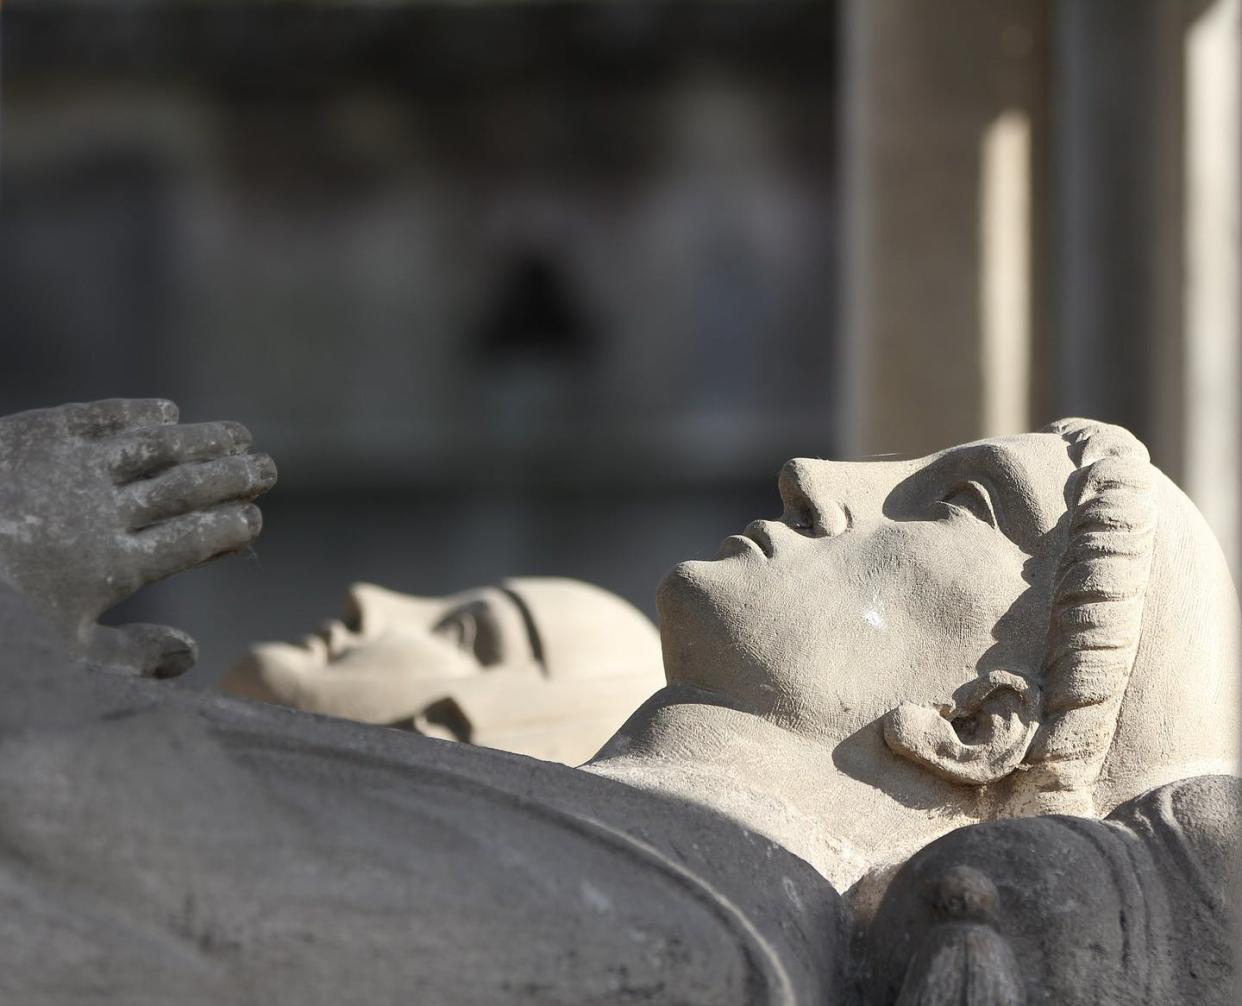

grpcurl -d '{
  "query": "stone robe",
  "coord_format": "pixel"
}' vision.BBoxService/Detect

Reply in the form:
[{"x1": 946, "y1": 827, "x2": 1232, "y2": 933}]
[{"x1": 0, "y1": 586, "x2": 847, "y2": 1005}]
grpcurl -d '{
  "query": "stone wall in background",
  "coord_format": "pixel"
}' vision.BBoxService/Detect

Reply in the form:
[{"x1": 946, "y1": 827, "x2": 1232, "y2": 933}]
[
  {"x1": 0, "y1": 2, "x2": 841, "y2": 684},
  {"x1": 4, "y1": 0, "x2": 1237, "y2": 683}
]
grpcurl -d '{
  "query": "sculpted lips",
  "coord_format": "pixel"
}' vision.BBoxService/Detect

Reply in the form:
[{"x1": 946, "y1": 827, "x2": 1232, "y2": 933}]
[
  {"x1": 743, "y1": 520, "x2": 779, "y2": 558},
  {"x1": 716, "y1": 515, "x2": 833, "y2": 561},
  {"x1": 716, "y1": 534, "x2": 763, "y2": 559}
]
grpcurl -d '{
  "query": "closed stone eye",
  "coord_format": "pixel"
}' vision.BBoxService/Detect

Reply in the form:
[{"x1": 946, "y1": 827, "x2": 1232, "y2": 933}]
[
  {"x1": 434, "y1": 610, "x2": 478, "y2": 653},
  {"x1": 939, "y1": 481, "x2": 998, "y2": 528}
]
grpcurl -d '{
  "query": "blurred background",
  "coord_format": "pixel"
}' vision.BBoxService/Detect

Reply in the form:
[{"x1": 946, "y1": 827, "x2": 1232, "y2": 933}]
[{"x1": 1, "y1": 0, "x2": 1238, "y2": 687}]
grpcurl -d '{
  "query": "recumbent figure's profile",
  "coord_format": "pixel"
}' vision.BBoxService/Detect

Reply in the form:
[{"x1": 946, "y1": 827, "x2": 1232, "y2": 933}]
[
  {"x1": 0, "y1": 401, "x2": 1235, "y2": 1004},
  {"x1": 223, "y1": 577, "x2": 664, "y2": 765}
]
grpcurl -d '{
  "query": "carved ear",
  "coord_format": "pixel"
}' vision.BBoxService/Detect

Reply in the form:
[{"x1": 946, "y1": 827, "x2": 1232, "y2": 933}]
[{"x1": 882, "y1": 671, "x2": 1040, "y2": 786}]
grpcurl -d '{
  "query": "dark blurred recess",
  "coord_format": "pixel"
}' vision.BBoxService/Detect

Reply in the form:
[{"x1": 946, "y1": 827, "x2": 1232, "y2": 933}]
[
  {"x1": 1, "y1": 1, "x2": 840, "y2": 684},
  {"x1": 4, "y1": 3, "x2": 836, "y2": 91},
  {"x1": 476, "y1": 252, "x2": 595, "y2": 362}
]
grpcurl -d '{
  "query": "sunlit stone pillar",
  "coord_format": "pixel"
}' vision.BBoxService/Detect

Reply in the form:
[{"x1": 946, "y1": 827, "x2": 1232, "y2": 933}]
[
  {"x1": 1182, "y1": 0, "x2": 1240, "y2": 576},
  {"x1": 839, "y1": 0, "x2": 1049, "y2": 457}
]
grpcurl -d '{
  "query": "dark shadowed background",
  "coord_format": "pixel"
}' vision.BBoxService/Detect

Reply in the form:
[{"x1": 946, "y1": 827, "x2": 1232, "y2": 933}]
[{"x1": 2, "y1": 1, "x2": 1237, "y2": 686}]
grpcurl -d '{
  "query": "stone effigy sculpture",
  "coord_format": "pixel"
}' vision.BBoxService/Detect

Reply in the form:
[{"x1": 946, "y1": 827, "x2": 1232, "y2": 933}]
[
  {"x1": 0, "y1": 400, "x2": 1235, "y2": 1004},
  {"x1": 222, "y1": 577, "x2": 665, "y2": 765}
]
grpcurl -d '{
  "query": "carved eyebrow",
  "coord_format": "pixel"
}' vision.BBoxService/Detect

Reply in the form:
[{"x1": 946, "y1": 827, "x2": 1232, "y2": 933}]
[
  {"x1": 936, "y1": 462, "x2": 1006, "y2": 530},
  {"x1": 940, "y1": 479, "x2": 1000, "y2": 528},
  {"x1": 497, "y1": 586, "x2": 546, "y2": 673}
]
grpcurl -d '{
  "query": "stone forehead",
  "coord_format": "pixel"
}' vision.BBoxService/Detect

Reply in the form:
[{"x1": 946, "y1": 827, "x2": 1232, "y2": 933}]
[
  {"x1": 917, "y1": 430, "x2": 1074, "y2": 481},
  {"x1": 804, "y1": 432, "x2": 1074, "y2": 493},
  {"x1": 501, "y1": 576, "x2": 662, "y2": 679}
]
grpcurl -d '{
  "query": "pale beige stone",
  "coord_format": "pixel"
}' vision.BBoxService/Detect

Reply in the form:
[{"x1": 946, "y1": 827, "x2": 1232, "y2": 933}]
[
  {"x1": 222, "y1": 577, "x2": 664, "y2": 765},
  {"x1": 588, "y1": 418, "x2": 1241, "y2": 896}
]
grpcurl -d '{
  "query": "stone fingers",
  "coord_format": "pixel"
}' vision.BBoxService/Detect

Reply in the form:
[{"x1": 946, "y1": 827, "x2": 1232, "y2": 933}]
[
  {"x1": 119, "y1": 453, "x2": 277, "y2": 529},
  {"x1": 0, "y1": 399, "x2": 177, "y2": 446},
  {"x1": 129, "y1": 503, "x2": 263, "y2": 585},
  {"x1": 106, "y1": 421, "x2": 253, "y2": 482},
  {"x1": 64, "y1": 398, "x2": 180, "y2": 438}
]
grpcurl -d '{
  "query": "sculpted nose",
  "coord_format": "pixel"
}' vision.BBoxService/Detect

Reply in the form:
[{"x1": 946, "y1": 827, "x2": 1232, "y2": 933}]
[
  {"x1": 778, "y1": 458, "x2": 851, "y2": 537},
  {"x1": 780, "y1": 456, "x2": 917, "y2": 532},
  {"x1": 343, "y1": 581, "x2": 398, "y2": 635}
]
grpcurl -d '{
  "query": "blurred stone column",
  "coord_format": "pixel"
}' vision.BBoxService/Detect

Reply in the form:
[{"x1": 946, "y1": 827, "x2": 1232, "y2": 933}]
[
  {"x1": 839, "y1": 0, "x2": 1050, "y2": 456},
  {"x1": 1052, "y1": 0, "x2": 1187, "y2": 457},
  {"x1": 1053, "y1": 0, "x2": 1240, "y2": 577},
  {"x1": 840, "y1": 0, "x2": 1240, "y2": 577}
]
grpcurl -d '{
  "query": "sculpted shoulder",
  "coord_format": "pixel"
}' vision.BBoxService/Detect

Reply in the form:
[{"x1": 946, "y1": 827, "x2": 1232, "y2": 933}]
[{"x1": 860, "y1": 775, "x2": 1240, "y2": 1006}]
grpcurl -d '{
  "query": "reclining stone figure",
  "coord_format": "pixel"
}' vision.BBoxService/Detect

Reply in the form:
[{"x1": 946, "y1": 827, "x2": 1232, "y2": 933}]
[
  {"x1": 0, "y1": 402, "x2": 1235, "y2": 1004},
  {"x1": 591, "y1": 418, "x2": 1238, "y2": 891},
  {"x1": 222, "y1": 577, "x2": 665, "y2": 765}
]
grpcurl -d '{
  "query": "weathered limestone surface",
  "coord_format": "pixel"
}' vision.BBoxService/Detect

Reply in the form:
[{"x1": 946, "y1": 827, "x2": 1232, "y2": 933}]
[
  {"x1": 0, "y1": 399, "x2": 274, "y2": 678},
  {"x1": 591, "y1": 418, "x2": 1239, "y2": 891},
  {"x1": 0, "y1": 401, "x2": 1236, "y2": 1003},
  {"x1": 864, "y1": 775, "x2": 1239, "y2": 1004}
]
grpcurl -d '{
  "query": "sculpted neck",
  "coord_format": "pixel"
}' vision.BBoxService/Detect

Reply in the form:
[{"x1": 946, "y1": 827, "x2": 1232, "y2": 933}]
[{"x1": 585, "y1": 685, "x2": 980, "y2": 895}]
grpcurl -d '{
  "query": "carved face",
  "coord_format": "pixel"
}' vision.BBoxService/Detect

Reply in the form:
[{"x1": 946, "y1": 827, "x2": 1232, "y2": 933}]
[
  {"x1": 227, "y1": 583, "x2": 534, "y2": 723},
  {"x1": 656, "y1": 433, "x2": 1077, "y2": 743},
  {"x1": 224, "y1": 577, "x2": 665, "y2": 763}
]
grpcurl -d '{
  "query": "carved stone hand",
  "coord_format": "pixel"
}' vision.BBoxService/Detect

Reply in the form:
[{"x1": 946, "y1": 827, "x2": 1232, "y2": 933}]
[{"x1": 0, "y1": 398, "x2": 275, "y2": 677}]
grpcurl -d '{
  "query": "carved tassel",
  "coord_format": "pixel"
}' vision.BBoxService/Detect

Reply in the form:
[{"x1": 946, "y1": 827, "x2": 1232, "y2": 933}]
[
  {"x1": 894, "y1": 865, "x2": 1024, "y2": 1006},
  {"x1": 894, "y1": 923, "x2": 1024, "y2": 1005}
]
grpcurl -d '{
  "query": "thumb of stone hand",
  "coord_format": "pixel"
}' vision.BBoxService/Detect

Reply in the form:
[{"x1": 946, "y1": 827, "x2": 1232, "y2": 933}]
[{"x1": 84, "y1": 623, "x2": 199, "y2": 679}]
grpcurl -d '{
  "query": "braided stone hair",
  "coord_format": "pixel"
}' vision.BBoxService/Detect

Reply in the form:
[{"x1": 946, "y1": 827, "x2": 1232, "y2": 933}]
[{"x1": 1021, "y1": 419, "x2": 1158, "y2": 809}]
